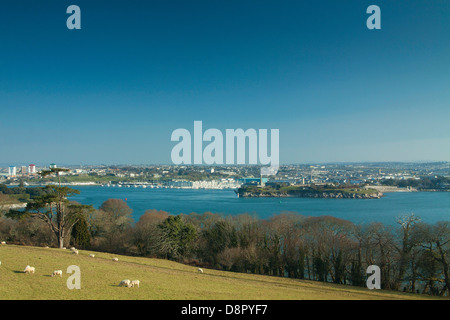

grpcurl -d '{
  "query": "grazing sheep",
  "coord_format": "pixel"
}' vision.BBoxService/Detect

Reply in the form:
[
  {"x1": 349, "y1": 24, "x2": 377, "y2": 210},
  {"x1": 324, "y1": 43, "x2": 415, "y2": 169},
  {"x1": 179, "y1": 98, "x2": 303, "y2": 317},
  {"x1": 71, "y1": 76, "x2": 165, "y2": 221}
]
[
  {"x1": 24, "y1": 266, "x2": 35, "y2": 274},
  {"x1": 119, "y1": 280, "x2": 131, "y2": 287},
  {"x1": 72, "y1": 250, "x2": 79, "y2": 255},
  {"x1": 130, "y1": 280, "x2": 140, "y2": 288},
  {"x1": 198, "y1": 268, "x2": 203, "y2": 273},
  {"x1": 112, "y1": 258, "x2": 119, "y2": 262},
  {"x1": 62, "y1": 247, "x2": 66, "y2": 250},
  {"x1": 52, "y1": 270, "x2": 63, "y2": 277},
  {"x1": 89, "y1": 254, "x2": 95, "y2": 258},
  {"x1": 1, "y1": 241, "x2": 6, "y2": 245}
]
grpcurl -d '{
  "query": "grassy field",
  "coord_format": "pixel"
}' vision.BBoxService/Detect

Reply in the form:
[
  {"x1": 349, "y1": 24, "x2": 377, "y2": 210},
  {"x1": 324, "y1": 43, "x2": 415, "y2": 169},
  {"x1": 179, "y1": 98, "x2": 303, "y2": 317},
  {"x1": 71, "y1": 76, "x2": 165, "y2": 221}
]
[{"x1": 0, "y1": 244, "x2": 443, "y2": 300}]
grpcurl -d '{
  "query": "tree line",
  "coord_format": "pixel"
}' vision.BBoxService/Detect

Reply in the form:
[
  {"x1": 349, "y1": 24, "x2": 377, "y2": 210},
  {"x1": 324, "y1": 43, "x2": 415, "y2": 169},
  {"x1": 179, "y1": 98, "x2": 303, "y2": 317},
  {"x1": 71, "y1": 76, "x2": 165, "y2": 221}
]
[{"x1": 0, "y1": 185, "x2": 448, "y2": 297}]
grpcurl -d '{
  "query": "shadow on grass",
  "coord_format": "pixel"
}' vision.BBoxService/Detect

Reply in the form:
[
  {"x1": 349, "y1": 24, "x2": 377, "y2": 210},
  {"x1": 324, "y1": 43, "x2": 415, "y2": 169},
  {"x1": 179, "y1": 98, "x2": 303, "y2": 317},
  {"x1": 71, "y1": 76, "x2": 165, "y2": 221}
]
[{"x1": 110, "y1": 284, "x2": 136, "y2": 287}]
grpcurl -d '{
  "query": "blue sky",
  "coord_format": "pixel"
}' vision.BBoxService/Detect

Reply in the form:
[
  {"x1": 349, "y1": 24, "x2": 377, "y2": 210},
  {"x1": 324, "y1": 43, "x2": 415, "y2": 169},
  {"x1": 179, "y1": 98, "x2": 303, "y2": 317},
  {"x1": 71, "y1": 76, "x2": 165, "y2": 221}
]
[{"x1": 0, "y1": 0, "x2": 449, "y2": 165}]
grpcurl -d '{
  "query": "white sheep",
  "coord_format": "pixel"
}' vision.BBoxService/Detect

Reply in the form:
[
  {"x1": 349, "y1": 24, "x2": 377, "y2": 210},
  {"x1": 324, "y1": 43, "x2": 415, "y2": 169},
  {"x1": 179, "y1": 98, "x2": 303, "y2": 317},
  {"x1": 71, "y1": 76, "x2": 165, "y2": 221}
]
[
  {"x1": 52, "y1": 270, "x2": 63, "y2": 277},
  {"x1": 24, "y1": 265, "x2": 35, "y2": 274},
  {"x1": 130, "y1": 280, "x2": 140, "y2": 288},
  {"x1": 72, "y1": 250, "x2": 79, "y2": 255},
  {"x1": 1, "y1": 241, "x2": 6, "y2": 245},
  {"x1": 112, "y1": 258, "x2": 119, "y2": 262},
  {"x1": 198, "y1": 268, "x2": 203, "y2": 273},
  {"x1": 70, "y1": 247, "x2": 77, "y2": 251},
  {"x1": 119, "y1": 279, "x2": 131, "y2": 287},
  {"x1": 89, "y1": 254, "x2": 95, "y2": 258}
]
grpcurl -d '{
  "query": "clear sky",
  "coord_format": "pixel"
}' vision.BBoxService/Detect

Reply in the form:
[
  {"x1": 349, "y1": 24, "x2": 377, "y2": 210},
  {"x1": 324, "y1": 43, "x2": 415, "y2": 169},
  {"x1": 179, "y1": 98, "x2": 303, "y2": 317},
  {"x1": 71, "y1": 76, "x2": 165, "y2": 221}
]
[{"x1": 0, "y1": 0, "x2": 449, "y2": 166}]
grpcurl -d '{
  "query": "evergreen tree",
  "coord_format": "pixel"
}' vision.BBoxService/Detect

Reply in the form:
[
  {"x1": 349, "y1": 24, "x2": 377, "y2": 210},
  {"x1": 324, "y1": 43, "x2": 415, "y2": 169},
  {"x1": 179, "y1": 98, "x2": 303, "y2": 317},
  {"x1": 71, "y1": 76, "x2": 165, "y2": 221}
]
[
  {"x1": 350, "y1": 259, "x2": 365, "y2": 287},
  {"x1": 157, "y1": 215, "x2": 197, "y2": 260},
  {"x1": 71, "y1": 214, "x2": 91, "y2": 249}
]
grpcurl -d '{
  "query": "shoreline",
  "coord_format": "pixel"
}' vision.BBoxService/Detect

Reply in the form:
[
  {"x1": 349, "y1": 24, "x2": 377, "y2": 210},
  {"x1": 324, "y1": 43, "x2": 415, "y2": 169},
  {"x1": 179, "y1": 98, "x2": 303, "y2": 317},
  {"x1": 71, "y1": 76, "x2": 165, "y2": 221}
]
[
  {"x1": 4, "y1": 182, "x2": 450, "y2": 192},
  {"x1": 237, "y1": 191, "x2": 384, "y2": 199},
  {"x1": 0, "y1": 203, "x2": 27, "y2": 210}
]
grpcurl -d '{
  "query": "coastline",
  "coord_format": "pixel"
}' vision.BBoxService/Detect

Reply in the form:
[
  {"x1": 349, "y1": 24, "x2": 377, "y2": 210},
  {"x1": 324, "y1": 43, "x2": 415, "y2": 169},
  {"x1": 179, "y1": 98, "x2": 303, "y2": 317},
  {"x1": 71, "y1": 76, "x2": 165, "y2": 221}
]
[
  {"x1": 5, "y1": 181, "x2": 449, "y2": 192},
  {"x1": 364, "y1": 186, "x2": 417, "y2": 193},
  {"x1": 237, "y1": 190, "x2": 384, "y2": 199},
  {"x1": 0, "y1": 203, "x2": 27, "y2": 210}
]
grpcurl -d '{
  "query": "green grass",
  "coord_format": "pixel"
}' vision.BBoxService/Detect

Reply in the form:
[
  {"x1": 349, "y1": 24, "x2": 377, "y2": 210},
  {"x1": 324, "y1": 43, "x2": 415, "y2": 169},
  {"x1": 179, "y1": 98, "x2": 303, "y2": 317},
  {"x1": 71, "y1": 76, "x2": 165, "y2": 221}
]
[{"x1": 0, "y1": 244, "x2": 443, "y2": 300}]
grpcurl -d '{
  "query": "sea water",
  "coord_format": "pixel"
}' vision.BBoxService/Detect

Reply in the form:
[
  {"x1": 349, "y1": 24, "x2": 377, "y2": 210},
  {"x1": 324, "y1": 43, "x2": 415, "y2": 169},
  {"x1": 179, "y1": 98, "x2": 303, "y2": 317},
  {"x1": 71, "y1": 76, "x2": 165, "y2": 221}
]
[{"x1": 69, "y1": 186, "x2": 450, "y2": 225}]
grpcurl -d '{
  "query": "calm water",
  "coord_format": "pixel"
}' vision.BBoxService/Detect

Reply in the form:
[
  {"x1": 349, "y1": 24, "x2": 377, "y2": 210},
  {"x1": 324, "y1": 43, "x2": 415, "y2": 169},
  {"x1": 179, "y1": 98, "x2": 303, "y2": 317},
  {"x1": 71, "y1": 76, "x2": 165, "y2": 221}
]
[{"x1": 69, "y1": 186, "x2": 450, "y2": 225}]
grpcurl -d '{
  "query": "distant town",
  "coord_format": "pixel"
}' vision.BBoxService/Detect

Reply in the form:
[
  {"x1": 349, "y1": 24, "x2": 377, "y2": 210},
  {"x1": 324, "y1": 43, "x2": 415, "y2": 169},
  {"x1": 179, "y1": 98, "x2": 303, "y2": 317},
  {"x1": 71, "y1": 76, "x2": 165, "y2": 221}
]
[{"x1": 1, "y1": 162, "x2": 449, "y2": 192}]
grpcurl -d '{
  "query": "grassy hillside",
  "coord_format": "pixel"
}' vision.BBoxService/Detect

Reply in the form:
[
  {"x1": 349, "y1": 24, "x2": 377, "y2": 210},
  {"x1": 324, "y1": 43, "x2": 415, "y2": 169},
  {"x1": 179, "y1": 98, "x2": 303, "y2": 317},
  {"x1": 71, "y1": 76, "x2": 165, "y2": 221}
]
[{"x1": 0, "y1": 244, "x2": 441, "y2": 300}]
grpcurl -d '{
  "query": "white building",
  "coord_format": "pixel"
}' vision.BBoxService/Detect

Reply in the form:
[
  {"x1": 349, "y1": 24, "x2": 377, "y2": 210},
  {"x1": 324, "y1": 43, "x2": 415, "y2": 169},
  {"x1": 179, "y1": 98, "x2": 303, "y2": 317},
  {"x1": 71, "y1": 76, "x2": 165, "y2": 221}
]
[
  {"x1": 28, "y1": 164, "x2": 36, "y2": 174},
  {"x1": 8, "y1": 166, "x2": 16, "y2": 176}
]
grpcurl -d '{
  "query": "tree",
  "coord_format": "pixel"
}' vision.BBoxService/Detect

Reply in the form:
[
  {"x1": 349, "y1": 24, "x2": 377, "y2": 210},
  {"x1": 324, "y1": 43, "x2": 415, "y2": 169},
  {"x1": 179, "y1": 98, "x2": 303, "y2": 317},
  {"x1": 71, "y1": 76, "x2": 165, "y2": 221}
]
[
  {"x1": 98, "y1": 199, "x2": 133, "y2": 234},
  {"x1": 350, "y1": 258, "x2": 365, "y2": 287},
  {"x1": 15, "y1": 185, "x2": 91, "y2": 248},
  {"x1": 133, "y1": 209, "x2": 169, "y2": 256},
  {"x1": 200, "y1": 219, "x2": 236, "y2": 267},
  {"x1": 157, "y1": 215, "x2": 197, "y2": 260},
  {"x1": 393, "y1": 214, "x2": 421, "y2": 290},
  {"x1": 71, "y1": 214, "x2": 91, "y2": 249},
  {"x1": 414, "y1": 221, "x2": 450, "y2": 295},
  {"x1": 301, "y1": 216, "x2": 355, "y2": 283},
  {"x1": 362, "y1": 222, "x2": 397, "y2": 289},
  {"x1": 266, "y1": 214, "x2": 305, "y2": 278},
  {"x1": 92, "y1": 199, "x2": 134, "y2": 252},
  {"x1": 40, "y1": 167, "x2": 70, "y2": 185}
]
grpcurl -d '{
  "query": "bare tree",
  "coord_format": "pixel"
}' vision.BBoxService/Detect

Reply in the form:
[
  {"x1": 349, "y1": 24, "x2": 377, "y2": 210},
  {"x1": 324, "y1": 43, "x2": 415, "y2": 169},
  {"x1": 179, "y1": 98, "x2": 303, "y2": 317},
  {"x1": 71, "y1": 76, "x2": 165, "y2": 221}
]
[
  {"x1": 393, "y1": 214, "x2": 421, "y2": 290},
  {"x1": 415, "y1": 221, "x2": 450, "y2": 295}
]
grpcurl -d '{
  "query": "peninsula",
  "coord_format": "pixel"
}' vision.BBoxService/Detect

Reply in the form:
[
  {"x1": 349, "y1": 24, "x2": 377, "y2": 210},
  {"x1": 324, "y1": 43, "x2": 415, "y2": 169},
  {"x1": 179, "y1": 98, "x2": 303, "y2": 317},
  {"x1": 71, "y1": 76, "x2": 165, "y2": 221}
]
[{"x1": 237, "y1": 184, "x2": 384, "y2": 199}]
